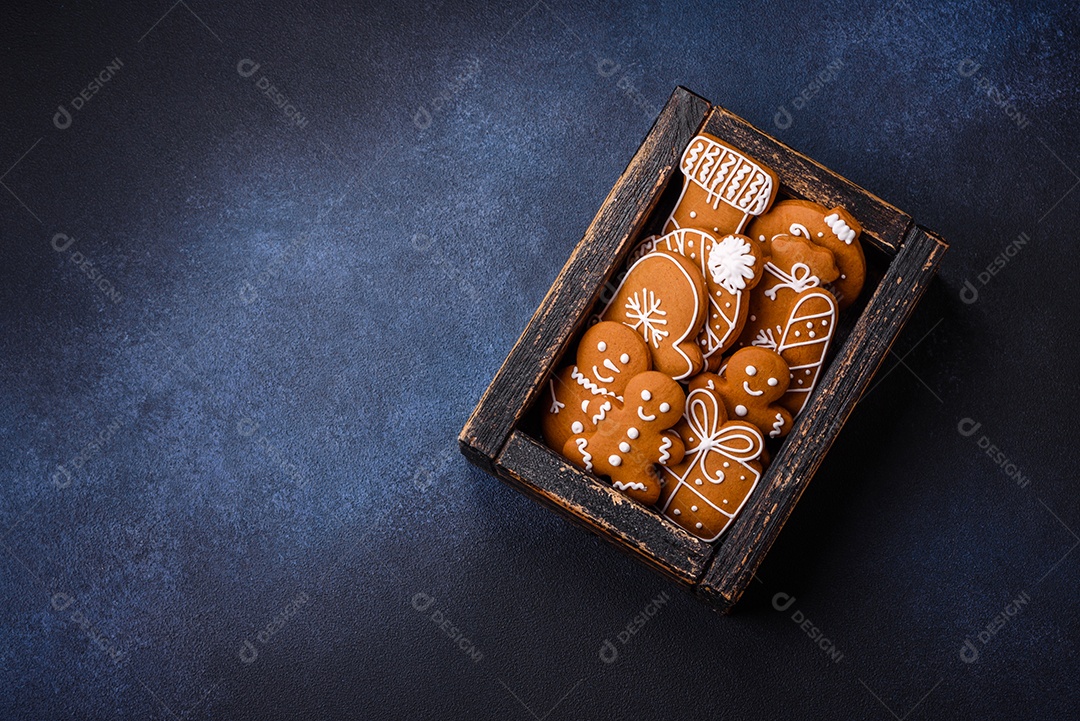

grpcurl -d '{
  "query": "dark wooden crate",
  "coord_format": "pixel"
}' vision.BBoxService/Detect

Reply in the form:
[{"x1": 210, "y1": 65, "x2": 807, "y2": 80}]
[{"x1": 459, "y1": 87, "x2": 948, "y2": 613}]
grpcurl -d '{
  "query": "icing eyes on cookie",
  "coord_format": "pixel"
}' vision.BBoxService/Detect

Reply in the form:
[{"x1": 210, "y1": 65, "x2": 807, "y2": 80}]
[
  {"x1": 767, "y1": 378, "x2": 778, "y2": 386},
  {"x1": 641, "y1": 389, "x2": 652, "y2": 401},
  {"x1": 597, "y1": 341, "x2": 607, "y2": 351},
  {"x1": 659, "y1": 402, "x2": 671, "y2": 412},
  {"x1": 620, "y1": 353, "x2": 630, "y2": 363}
]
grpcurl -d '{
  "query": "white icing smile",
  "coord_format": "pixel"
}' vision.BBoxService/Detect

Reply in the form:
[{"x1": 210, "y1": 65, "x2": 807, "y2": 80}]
[
  {"x1": 637, "y1": 407, "x2": 657, "y2": 422},
  {"x1": 592, "y1": 366, "x2": 615, "y2": 384},
  {"x1": 742, "y1": 381, "x2": 764, "y2": 396}
]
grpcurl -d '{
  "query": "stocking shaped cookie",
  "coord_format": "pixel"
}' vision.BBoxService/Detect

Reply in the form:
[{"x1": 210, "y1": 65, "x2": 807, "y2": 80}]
[
  {"x1": 633, "y1": 229, "x2": 764, "y2": 369},
  {"x1": 657, "y1": 377, "x2": 765, "y2": 541},
  {"x1": 601, "y1": 251, "x2": 708, "y2": 381},
  {"x1": 710, "y1": 347, "x2": 793, "y2": 438},
  {"x1": 746, "y1": 199, "x2": 866, "y2": 309},
  {"x1": 562, "y1": 371, "x2": 685, "y2": 505},
  {"x1": 738, "y1": 235, "x2": 838, "y2": 416},
  {"x1": 540, "y1": 322, "x2": 652, "y2": 453},
  {"x1": 662, "y1": 133, "x2": 778, "y2": 237}
]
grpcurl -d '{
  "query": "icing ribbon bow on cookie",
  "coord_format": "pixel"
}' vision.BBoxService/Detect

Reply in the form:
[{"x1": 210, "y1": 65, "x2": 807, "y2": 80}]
[
  {"x1": 762, "y1": 262, "x2": 820, "y2": 300},
  {"x1": 682, "y1": 393, "x2": 763, "y2": 484}
]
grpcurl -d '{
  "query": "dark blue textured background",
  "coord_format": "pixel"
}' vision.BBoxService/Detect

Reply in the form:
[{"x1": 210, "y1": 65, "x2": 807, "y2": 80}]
[{"x1": 2, "y1": 1, "x2": 1078, "y2": 718}]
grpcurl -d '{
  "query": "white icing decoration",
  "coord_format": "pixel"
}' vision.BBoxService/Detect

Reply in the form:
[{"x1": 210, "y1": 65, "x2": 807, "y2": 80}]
[
  {"x1": 823, "y1": 213, "x2": 856, "y2": 244},
  {"x1": 571, "y1": 366, "x2": 619, "y2": 399},
  {"x1": 592, "y1": 365, "x2": 614, "y2": 383},
  {"x1": 608, "y1": 454, "x2": 622, "y2": 467},
  {"x1": 767, "y1": 377, "x2": 778, "y2": 387},
  {"x1": 735, "y1": 404, "x2": 748, "y2": 417},
  {"x1": 673, "y1": 508, "x2": 681, "y2": 515},
  {"x1": 548, "y1": 380, "x2": 564, "y2": 414},
  {"x1": 627, "y1": 427, "x2": 640, "y2": 439},
  {"x1": 591, "y1": 400, "x2": 611, "y2": 425},
  {"x1": 619, "y1": 442, "x2": 631, "y2": 452},
  {"x1": 695, "y1": 522, "x2": 703, "y2": 529},
  {"x1": 742, "y1": 381, "x2": 764, "y2": 397},
  {"x1": 619, "y1": 353, "x2": 630, "y2": 363},
  {"x1": 691, "y1": 505, "x2": 698, "y2": 512},
  {"x1": 638, "y1": 407, "x2": 656, "y2": 422},
  {"x1": 706, "y1": 235, "x2": 756, "y2": 293},
  {"x1": 571, "y1": 421, "x2": 584, "y2": 434},
  {"x1": 745, "y1": 365, "x2": 757, "y2": 376},
  {"x1": 624, "y1": 288, "x2": 669, "y2": 348},
  {"x1": 770, "y1": 413, "x2": 784, "y2": 438},
  {"x1": 659, "y1": 402, "x2": 671, "y2": 413},
  {"x1": 788, "y1": 222, "x2": 811, "y2": 239},
  {"x1": 658, "y1": 436, "x2": 673, "y2": 464},
  {"x1": 641, "y1": 389, "x2": 652, "y2": 401},
  {"x1": 597, "y1": 341, "x2": 607, "y2": 351},
  {"x1": 576, "y1": 438, "x2": 592, "y2": 471},
  {"x1": 613, "y1": 480, "x2": 646, "y2": 491},
  {"x1": 762, "y1": 262, "x2": 820, "y2": 300}
]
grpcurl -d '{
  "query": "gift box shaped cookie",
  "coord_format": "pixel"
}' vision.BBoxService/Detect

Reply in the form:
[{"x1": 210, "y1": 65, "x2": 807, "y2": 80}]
[{"x1": 460, "y1": 88, "x2": 947, "y2": 613}]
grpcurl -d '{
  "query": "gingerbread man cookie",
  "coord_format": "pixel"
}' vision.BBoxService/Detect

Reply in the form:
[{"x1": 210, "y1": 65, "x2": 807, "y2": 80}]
[
  {"x1": 600, "y1": 250, "x2": 708, "y2": 381},
  {"x1": 745, "y1": 199, "x2": 865, "y2": 309},
  {"x1": 540, "y1": 322, "x2": 652, "y2": 453},
  {"x1": 633, "y1": 229, "x2": 765, "y2": 370},
  {"x1": 709, "y1": 347, "x2": 793, "y2": 438},
  {"x1": 563, "y1": 371, "x2": 686, "y2": 505},
  {"x1": 738, "y1": 235, "x2": 839, "y2": 416},
  {"x1": 662, "y1": 133, "x2": 778, "y2": 237},
  {"x1": 657, "y1": 376, "x2": 765, "y2": 541}
]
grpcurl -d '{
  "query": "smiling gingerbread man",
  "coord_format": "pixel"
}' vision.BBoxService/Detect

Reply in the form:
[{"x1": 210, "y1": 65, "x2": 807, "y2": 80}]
[{"x1": 708, "y1": 346, "x2": 793, "y2": 439}]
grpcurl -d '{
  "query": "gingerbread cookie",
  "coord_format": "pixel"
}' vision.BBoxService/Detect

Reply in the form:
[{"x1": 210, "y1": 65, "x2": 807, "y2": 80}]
[
  {"x1": 662, "y1": 133, "x2": 778, "y2": 237},
  {"x1": 600, "y1": 250, "x2": 708, "y2": 381},
  {"x1": 657, "y1": 376, "x2": 765, "y2": 541},
  {"x1": 633, "y1": 229, "x2": 765, "y2": 369},
  {"x1": 540, "y1": 322, "x2": 652, "y2": 452},
  {"x1": 745, "y1": 199, "x2": 865, "y2": 309},
  {"x1": 738, "y1": 235, "x2": 838, "y2": 416},
  {"x1": 709, "y1": 347, "x2": 793, "y2": 439},
  {"x1": 563, "y1": 371, "x2": 685, "y2": 505}
]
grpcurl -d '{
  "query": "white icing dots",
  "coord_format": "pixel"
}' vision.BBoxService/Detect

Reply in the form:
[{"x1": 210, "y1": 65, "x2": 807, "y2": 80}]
[
  {"x1": 597, "y1": 341, "x2": 607, "y2": 351},
  {"x1": 806, "y1": 369, "x2": 812, "y2": 375},
  {"x1": 806, "y1": 321, "x2": 813, "y2": 328},
  {"x1": 745, "y1": 365, "x2": 757, "y2": 376},
  {"x1": 695, "y1": 479, "x2": 703, "y2": 485},
  {"x1": 809, "y1": 331, "x2": 816, "y2": 338},
  {"x1": 673, "y1": 508, "x2": 681, "y2": 515},
  {"x1": 735, "y1": 404, "x2": 748, "y2": 417},
  {"x1": 691, "y1": 505, "x2": 698, "y2": 512},
  {"x1": 822, "y1": 320, "x2": 828, "y2": 326},
  {"x1": 608, "y1": 455, "x2": 622, "y2": 466},
  {"x1": 723, "y1": 462, "x2": 730, "y2": 468},
  {"x1": 695, "y1": 522, "x2": 703, "y2": 529},
  {"x1": 618, "y1": 442, "x2": 631, "y2": 453},
  {"x1": 689, "y1": 211, "x2": 697, "y2": 219},
  {"x1": 724, "y1": 302, "x2": 731, "y2": 308},
  {"x1": 723, "y1": 499, "x2": 729, "y2": 504},
  {"x1": 641, "y1": 389, "x2": 652, "y2": 401},
  {"x1": 750, "y1": 315, "x2": 757, "y2": 321},
  {"x1": 817, "y1": 231, "x2": 824, "y2": 237},
  {"x1": 571, "y1": 421, "x2": 584, "y2": 434},
  {"x1": 620, "y1": 353, "x2": 630, "y2": 363},
  {"x1": 627, "y1": 427, "x2": 640, "y2": 439},
  {"x1": 758, "y1": 235, "x2": 765, "y2": 241},
  {"x1": 659, "y1": 402, "x2": 671, "y2": 413}
]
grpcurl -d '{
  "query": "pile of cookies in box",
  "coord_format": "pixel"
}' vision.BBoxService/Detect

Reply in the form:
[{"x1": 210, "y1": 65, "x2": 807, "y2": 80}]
[{"x1": 537, "y1": 133, "x2": 866, "y2": 542}]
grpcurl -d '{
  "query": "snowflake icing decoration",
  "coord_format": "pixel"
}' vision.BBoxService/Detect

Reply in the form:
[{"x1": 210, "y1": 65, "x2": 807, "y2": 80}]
[{"x1": 624, "y1": 287, "x2": 668, "y2": 348}]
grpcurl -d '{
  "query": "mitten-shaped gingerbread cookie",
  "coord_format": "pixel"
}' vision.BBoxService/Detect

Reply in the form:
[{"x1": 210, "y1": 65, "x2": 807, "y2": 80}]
[
  {"x1": 657, "y1": 376, "x2": 765, "y2": 541},
  {"x1": 601, "y1": 250, "x2": 708, "y2": 381},
  {"x1": 710, "y1": 347, "x2": 793, "y2": 439},
  {"x1": 540, "y1": 321, "x2": 652, "y2": 453},
  {"x1": 563, "y1": 371, "x2": 685, "y2": 505},
  {"x1": 746, "y1": 199, "x2": 865, "y2": 309},
  {"x1": 737, "y1": 234, "x2": 839, "y2": 416},
  {"x1": 662, "y1": 133, "x2": 778, "y2": 237},
  {"x1": 634, "y1": 229, "x2": 764, "y2": 369}
]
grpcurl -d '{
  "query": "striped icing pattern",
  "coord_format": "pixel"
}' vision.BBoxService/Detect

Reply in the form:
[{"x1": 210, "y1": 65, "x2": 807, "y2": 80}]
[{"x1": 681, "y1": 135, "x2": 773, "y2": 215}]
